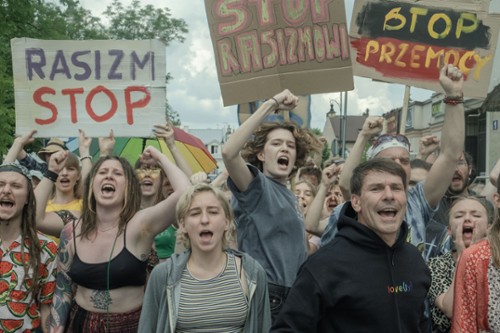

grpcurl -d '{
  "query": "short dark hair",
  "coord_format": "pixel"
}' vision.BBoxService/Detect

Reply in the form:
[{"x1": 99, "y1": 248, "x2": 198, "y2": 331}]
[
  {"x1": 463, "y1": 151, "x2": 476, "y2": 185},
  {"x1": 351, "y1": 158, "x2": 407, "y2": 195},
  {"x1": 298, "y1": 166, "x2": 322, "y2": 185},
  {"x1": 410, "y1": 159, "x2": 431, "y2": 171}
]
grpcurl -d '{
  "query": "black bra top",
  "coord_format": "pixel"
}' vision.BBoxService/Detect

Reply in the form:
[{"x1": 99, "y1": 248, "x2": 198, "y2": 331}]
[{"x1": 68, "y1": 222, "x2": 148, "y2": 290}]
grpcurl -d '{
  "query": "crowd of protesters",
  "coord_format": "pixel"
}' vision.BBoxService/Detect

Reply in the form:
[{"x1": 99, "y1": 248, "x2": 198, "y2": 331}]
[{"x1": 1, "y1": 60, "x2": 499, "y2": 333}]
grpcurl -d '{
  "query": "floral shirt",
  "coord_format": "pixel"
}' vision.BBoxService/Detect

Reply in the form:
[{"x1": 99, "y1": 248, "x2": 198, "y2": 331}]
[
  {"x1": 452, "y1": 240, "x2": 491, "y2": 333},
  {"x1": 0, "y1": 233, "x2": 57, "y2": 332}
]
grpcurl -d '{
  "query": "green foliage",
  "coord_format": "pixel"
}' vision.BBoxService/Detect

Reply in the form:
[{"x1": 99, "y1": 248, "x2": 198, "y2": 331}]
[
  {"x1": 0, "y1": 67, "x2": 15, "y2": 157},
  {"x1": 166, "y1": 101, "x2": 181, "y2": 126},
  {"x1": 103, "y1": 0, "x2": 188, "y2": 45},
  {"x1": 310, "y1": 128, "x2": 322, "y2": 136},
  {"x1": 0, "y1": 0, "x2": 187, "y2": 156},
  {"x1": 321, "y1": 142, "x2": 330, "y2": 168}
]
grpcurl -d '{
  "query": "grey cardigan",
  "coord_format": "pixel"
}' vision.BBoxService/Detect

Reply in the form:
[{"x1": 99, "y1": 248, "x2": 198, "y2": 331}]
[{"x1": 138, "y1": 249, "x2": 271, "y2": 333}]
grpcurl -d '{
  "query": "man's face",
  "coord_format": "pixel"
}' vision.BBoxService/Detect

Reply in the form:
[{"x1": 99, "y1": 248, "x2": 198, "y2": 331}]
[
  {"x1": 351, "y1": 171, "x2": 407, "y2": 246},
  {"x1": 409, "y1": 168, "x2": 428, "y2": 189},
  {"x1": 448, "y1": 154, "x2": 470, "y2": 195},
  {"x1": 0, "y1": 172, "x2": 29, "y2": 222},
  {"x1": 323, "y1": 184, "x2": 344, "y2": 215},
  {"x1": 375, "y1": 148, "x2": 411, "y2": 186}
]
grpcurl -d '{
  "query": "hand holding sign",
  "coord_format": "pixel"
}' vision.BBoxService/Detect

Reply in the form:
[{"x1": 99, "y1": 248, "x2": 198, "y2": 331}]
[{"x1": 11, "y1": 38, "x2": 166, "y2": 138}]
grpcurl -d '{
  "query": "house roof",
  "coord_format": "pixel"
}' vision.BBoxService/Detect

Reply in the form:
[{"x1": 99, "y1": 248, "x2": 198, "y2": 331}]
[
  {"x1": 329, "y1": 115, "x2": 367, "y2": 142},
  {"x1": 185, "y1": 128, "x2": 225, "y2": 145},
  {"x1": 482, "y1": 83, "x2": 500, "y2": 111}
]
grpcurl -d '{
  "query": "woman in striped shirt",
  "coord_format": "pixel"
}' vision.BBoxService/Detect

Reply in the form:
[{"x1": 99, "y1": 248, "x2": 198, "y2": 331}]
[{"x1": 138, "y1": 183, "x2": 271, "y2": 333}]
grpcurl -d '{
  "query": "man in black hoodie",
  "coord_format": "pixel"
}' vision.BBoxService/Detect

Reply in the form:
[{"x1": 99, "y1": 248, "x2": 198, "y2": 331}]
[{"x1": 271, "y1": 158, "x2": 431, "y2": 333}]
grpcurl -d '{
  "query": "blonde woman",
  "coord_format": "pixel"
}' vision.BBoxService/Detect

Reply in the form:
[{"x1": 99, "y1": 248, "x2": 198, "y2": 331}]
[
  {"x1": 138, "y1": 184, "x2": 271, "y2": 333},
  {"x1": 451, "y1": 180, "x2": 500, "y2": 332},
  {"x1": 427, "y1": 196, "x2": 490, "y2": 333}
]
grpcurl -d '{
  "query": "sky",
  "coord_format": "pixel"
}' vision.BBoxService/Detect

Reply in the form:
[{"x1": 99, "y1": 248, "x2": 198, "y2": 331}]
[{"x1": 79, "y1": 0, "x2": 500, "y2": 131}]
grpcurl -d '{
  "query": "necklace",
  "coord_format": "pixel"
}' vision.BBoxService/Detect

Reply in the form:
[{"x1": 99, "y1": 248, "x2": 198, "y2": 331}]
[
  {"x1": 98, "y1": 224, "x2": 119, "y2": 232},
  {"x1": 187, "y1": 252, "x2": 228, "y2": 280}
]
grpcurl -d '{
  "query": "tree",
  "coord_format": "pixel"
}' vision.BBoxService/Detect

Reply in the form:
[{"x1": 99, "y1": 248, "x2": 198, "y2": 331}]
[
  {"x1": 320, "y1": 142, "x2": 330, "y2": 168},
  {"x1": 0, "y1": 0, "x2": 188, "y2": 156},
  {"x1": 166, "y1": 101, "x2": 181, "y2": 126},
  {"x1": 103, "y1": 0, "x2": 188, "y2": 45},
  {"x1": 310, "y1": 128, "x2": 322, "y2": 136}
]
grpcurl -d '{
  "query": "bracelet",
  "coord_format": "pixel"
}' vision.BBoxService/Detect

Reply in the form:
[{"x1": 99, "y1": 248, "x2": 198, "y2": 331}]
[
  {"x1": 443, "y1": 94, "x2": 464, "y2": 105},
  {"x1": 270, "y1": 97, "x2": 279, "y2": 107},
  {"x1": 79, "y1": 156, "x2": 91, "y2": 162},
  {"x1": 44, "y1": 170, "x2": 58, "y2": 182}
]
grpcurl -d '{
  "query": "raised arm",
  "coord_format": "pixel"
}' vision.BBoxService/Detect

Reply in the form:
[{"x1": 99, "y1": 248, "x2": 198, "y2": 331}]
[
  {"x1": 222, "y1": 89, "x2": 298, "y2": 192},
  {"x1": 305, "y1": 163, "x2": 340, "y2": 236},
  {"x1": 211, "y1": 169, "x2": 229, "y2": 189},
  {"x1": 423, "y1": 62, "x2": 465, "y2": 208},
  {"x1": 98, "y1": 130, "x2": 115, "y2": 158},
  {"x1": 78, "y1": 129, "x2": 93, "y2": 184},
  {"x1": 338, "y1": 117, "x2": 383, "y2": 198},
  {"x1": 416, "y1": 135, "x2": 440, "y2": 161},
  {"x1": 4, "y1": 130, "x2": 37, "y2": 163},
  {"x1": 48, "y1": 223, "x2": 77, "y2": 333},
  {"x1": 134, "y1": 146, "x2": 191, "y2": 237},
  {"x1": 154, "y1": 123, "x2": 193, "y2": 178},
  {"x1": 35, "y1": 151, "x2": 68, "y2": 230}
]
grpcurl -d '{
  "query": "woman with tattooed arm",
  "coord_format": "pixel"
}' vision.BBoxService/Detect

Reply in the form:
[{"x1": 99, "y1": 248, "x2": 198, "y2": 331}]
[{"x1": 48, "y1": 146, "x2": 191, "y2": 333}]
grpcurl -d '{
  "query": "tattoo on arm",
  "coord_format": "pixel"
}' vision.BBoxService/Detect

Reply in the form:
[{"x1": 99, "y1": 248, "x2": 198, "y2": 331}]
[{"x1": 49, "y1": 224, "x2": 75, "y2": 332}]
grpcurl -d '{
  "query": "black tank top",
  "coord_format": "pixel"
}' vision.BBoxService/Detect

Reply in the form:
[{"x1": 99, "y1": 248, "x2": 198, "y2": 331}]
[{"x1": 68, "y1": 222, "x2": 148, "y2": 290}]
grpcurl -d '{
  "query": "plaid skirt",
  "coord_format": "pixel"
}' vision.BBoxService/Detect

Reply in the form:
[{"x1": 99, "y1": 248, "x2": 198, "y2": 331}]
[{"x1": 65, "y1": 302, "x2": 141, "y2": 333}]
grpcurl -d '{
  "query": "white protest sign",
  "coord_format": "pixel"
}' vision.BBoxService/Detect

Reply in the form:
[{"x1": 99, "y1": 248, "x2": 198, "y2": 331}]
[{"x1": 11, "y1": 38, "x2": 166, "y2": 137}]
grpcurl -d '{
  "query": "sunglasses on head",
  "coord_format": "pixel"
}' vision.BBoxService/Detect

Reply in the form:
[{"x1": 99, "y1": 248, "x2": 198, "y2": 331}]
[
  {"x1": 372, "y1": 134, "x2": 410, "y2": 149},
  {"x1": 135, "y1": 168, "x2": 161, "y2": 179}
]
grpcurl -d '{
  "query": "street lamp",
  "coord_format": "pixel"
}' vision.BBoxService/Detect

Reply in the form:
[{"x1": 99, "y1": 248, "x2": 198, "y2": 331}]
[
  {"x1": 328, "y1": 98, "x2": 346, "y2": 156},
  {"x1": 327, "y1": 99, "x2": 337, "y2": 118}
]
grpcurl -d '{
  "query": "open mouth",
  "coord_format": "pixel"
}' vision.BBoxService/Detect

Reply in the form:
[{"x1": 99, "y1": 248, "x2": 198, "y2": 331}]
[
  {"x1": 378, "y1": 208, "x2": 397, "y2": 218},
  {"x1": 278, "y1": 156, "x2": 289, "y2": 167},
  {"x1": 463, "y1": 226, "x2": 473, "y2": 236},
  {"x1": 59, "y1": 178, "x2": 70, "y2": 185},
  {"x1": 327, "y1": 200, "x2": 338, "y2": 209},
  {"x1": 200, "y1": 230, "x2": 213, "y2": 240},
  {"x1": 141, "y1": 179, "x2": 153, "y2": 187},
  {"x1": 101, "y1": 184, "x2": 115, "y2": 193},
  {"x1": 452, "y1": 174, "x2": 463, "y2": 183},
  {"x1": 0, "y1": 199, "x2": 14, "y2": 208}
]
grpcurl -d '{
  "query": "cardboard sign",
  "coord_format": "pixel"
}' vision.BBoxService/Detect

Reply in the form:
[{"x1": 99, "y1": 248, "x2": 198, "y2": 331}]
[
  {"x1": 238, "y1": 95, "x2": 311, "y2": 128},
  {"x1": 11, "y1": 38, "x2": 166, "y2": 137},
  {"x1": 204, "y1": 0, "x2": 354, "y2": 106},
  {"x1": 349, "y1": 0, "x2": 500, "y2": 98}
]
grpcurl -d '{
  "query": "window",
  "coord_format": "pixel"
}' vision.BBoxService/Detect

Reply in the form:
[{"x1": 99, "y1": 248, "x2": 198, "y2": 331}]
[
  {"x1": 210, "y1": 145, "x2": 218, "y2": 154},
  {"x1": 431, "y1": 102, "x2": 442, "y2": 117}
]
